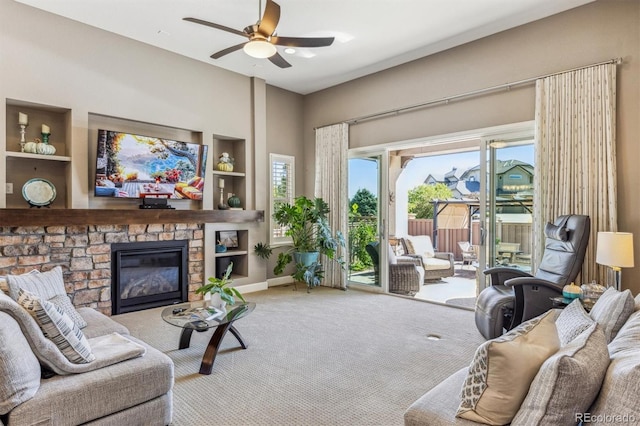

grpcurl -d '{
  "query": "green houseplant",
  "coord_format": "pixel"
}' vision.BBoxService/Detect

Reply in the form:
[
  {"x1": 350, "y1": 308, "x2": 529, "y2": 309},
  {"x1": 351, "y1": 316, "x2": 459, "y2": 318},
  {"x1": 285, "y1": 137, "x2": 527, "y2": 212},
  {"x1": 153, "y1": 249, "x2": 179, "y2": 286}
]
[
  {"x1": 195, "y1": 262, "x2": 246, "y2": 306},
  {"x1": 255, "y1": 196, "x2": 346, "y2": 290}
]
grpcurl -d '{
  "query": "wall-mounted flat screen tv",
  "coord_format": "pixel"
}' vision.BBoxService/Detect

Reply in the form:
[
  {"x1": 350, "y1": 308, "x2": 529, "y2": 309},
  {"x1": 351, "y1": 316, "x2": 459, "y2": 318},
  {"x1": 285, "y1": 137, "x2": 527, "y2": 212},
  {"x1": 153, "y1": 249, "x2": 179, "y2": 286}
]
[{"x1": 94, "y1": 129, "x2": 208, "y2": 200}]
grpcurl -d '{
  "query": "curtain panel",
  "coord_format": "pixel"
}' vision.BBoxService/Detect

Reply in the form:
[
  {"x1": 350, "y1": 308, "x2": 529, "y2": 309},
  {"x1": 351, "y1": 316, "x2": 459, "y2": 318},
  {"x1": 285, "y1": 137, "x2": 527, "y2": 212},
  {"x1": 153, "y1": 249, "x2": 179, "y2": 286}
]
[
  {"x1": 315, "y1": 123, "x2": 349, "y2": 289},
  {"x1": 533, "y1": 63, "x2": 617, "y2": 284}
]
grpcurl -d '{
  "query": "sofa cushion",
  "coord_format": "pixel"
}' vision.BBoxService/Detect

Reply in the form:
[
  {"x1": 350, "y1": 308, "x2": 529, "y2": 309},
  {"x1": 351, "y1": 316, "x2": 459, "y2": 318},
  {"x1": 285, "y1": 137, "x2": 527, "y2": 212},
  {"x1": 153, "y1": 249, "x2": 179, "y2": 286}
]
[
  {"x1": 556, "y1": 298, "x2": 594, "y2": 346},
  {"x1": 423, "y1": 257, "x2": 454, "y2": 271},
  {"x1": 17, "y1": 289, "x2": 95, "y2": 364},
  {"x1": 405, "y1": 368, "x2": 481, "y2": 426},
  {"x1": 511, "y1": 323, "x2": 610, "y2": 426},
  {"x1": 406, "y1": 236, "x2": 435, "y2": 258},
  {"x1": 589, "y1": 287, "x2": 634, "y2": 342},
  {"x1": 0, "y1": 312, "x2": 41, "y2": 415},
  {"x1": 6, "y1": 267, "x2": 87, "y2": 328},
  {"x1": 456, "y1": 310, "x2": 559, "y2": 425},
  {"x1": 7, "y1": 336, "x2": 172, "y2": 426},
  {"x1": 588, "y1": 311, "x2": 640, "y2": 423}
]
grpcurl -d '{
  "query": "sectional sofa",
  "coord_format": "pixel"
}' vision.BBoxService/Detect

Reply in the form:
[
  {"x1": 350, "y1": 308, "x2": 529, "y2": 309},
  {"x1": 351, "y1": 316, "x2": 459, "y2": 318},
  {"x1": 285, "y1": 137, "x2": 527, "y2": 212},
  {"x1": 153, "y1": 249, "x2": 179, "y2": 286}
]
[
  {"x1": 405, "y1": 287, "x2": 640, "y2": 425},
  {"x1": 0, "y1": 269, "x2": 174, "y2": 425}
]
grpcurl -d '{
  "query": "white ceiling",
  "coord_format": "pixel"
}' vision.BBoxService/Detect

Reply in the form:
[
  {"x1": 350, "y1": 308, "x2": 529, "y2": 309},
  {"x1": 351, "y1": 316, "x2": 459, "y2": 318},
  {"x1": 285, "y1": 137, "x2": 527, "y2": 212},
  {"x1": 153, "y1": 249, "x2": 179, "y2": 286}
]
[{"x1": 16, "y1": 0, "x2": 593, "y2": 95}]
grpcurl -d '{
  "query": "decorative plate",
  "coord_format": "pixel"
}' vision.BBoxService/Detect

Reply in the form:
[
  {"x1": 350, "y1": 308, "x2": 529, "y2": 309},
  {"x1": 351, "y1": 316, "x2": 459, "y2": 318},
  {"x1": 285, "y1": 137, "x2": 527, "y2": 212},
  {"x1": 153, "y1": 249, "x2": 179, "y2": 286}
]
[{"x1": 22, "y1": 178, "x2": 56, "y2": 207}]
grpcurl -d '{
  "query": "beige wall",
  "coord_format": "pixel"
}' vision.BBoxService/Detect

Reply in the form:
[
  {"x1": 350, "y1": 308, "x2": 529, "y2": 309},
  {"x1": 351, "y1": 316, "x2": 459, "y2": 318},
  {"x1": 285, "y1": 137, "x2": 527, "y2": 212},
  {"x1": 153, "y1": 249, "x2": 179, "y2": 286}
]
[
  {"x1": 264, "y1": 85, "x2": 305, "y2": 279},
  {"x1": 303, "y1": 0, "x2": 640, "y2": 293}
]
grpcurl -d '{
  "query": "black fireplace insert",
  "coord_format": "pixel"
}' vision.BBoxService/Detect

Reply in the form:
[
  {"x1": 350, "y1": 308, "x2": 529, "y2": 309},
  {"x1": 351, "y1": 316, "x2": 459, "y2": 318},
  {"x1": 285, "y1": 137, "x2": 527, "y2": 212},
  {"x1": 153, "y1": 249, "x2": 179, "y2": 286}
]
[{"x1": 111, "y1": 240, "x2": 188, "y2": 315}]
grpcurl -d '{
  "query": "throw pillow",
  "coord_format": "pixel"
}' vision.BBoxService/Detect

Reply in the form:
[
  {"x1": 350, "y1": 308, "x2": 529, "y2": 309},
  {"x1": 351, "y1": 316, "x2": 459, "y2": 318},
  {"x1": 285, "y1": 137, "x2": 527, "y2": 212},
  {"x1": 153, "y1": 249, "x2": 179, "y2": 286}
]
[
  {"x1": 589, "y1": 287, "x2": 634, "y2": 342},
  {"x1": 403, "y1": 238, "x2": 416, "y2": 255},
  {"x1": 511, "y1": 323, "x2": 610, "y2": 426},
  {"x1": 0, "y1": 276, "x2": 7, "y2": 294},
  {"x1": 456, "y1": 310, "x2": 560, "y2": 425},
  {"x1": 6, "y1": 266, "x2": 86, "y2": 329},
  {"x1": 589, "y1": 311, "x2": 640, "y2": 423},
  {"x1": 17, "y1": 289, "x2": 95, "y2": 364},
  {"x1": 635, "y1": 292, "x2": 640, "y2": 311},
  {"x1": 556, "y1": 299, "x2": 594, "y2": 346},
  {"x1": 544, "y1": 222, "x2": 568, "y2": 241},
  {"x1": 0, "y1": 311, "x2": 41, "y2": 415}
]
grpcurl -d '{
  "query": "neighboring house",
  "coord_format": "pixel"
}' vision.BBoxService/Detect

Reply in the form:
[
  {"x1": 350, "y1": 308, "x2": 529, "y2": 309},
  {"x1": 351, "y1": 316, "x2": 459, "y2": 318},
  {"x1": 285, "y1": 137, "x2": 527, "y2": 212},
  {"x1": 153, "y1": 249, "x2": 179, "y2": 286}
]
[{"x1": 427, "y1": 160, "x2": 533, "y2": 200}]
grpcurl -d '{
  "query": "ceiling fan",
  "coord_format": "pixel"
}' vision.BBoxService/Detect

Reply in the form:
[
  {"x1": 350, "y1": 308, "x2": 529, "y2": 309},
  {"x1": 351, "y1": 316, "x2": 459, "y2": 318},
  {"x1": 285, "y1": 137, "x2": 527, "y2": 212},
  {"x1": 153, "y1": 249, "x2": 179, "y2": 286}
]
[{"x1": 183, "y1": 0, "x2": 334, "y2": 68}]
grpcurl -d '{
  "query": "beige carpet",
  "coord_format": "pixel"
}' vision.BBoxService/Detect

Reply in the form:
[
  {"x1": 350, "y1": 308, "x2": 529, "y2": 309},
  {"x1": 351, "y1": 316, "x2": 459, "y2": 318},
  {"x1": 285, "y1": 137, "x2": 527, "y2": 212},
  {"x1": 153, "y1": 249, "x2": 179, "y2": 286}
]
[{"x1": 114, "y1": 286, "x2": 485, "y2": 426}]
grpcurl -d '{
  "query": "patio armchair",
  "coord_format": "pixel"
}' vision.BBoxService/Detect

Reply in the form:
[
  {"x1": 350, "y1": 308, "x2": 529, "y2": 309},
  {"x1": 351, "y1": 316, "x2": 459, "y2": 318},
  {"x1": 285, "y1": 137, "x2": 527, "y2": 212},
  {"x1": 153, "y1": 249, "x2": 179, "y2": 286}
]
[
  {"x1": 399, "y1": 236, "x2": 455, "y2": 281},
  {"x1": 365, "y1": 242, "x2": 424, "y2": 295},
  {"x1": 475, "y1": 214, "x2": 591, "y2": 339},
  {"x1": 457, "y1": 241, "x2": 477, "y2": 268}
]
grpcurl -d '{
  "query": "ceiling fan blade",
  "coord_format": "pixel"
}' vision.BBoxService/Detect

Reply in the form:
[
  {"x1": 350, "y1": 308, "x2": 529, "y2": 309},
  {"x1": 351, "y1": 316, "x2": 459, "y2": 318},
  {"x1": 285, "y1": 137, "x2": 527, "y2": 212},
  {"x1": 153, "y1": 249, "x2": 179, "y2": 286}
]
[
  {"x1": 257, "y1": 0, "x2": 281, "y2": 37},
  {"x1": 211, "y1": 43, "x2": 247, "y2": 59},
  {"x1": 183, "y1": 17, "x2": 247, "y2": 38},
  {"x1": 268, "y1": 52, "x2": 291, "y2": 68},
  {"x1": 271, "y1": 36, "x2": 335, "y2": 48}
]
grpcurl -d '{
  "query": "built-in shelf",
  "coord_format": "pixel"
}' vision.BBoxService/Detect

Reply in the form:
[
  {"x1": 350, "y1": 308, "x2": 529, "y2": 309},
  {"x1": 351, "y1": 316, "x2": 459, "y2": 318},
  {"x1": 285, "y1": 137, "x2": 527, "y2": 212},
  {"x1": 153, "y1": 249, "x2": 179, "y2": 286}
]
[
  {"x1": 5, "y1": 151, "x2": 72, "y2": 162},
  {"x1": 212, "y1": 170, "x2": 246, "y2": 177},
  {"x1": 214, "y1": 250, "x2": 248, "y2": 258},
  {"x1": 0, "y1": 208, "x2": 264, "y2": 226}
]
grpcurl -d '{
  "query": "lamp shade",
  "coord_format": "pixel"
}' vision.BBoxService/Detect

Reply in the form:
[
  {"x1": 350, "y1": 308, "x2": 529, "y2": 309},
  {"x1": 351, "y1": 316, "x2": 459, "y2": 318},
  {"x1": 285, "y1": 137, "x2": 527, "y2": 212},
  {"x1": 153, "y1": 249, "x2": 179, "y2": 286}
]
[
  {"x1": 596, "y1": 232, "x2": 634, "y2": 268},
  {"x1": 243, "y1": 40, "x2": 277, "y2": 58}
]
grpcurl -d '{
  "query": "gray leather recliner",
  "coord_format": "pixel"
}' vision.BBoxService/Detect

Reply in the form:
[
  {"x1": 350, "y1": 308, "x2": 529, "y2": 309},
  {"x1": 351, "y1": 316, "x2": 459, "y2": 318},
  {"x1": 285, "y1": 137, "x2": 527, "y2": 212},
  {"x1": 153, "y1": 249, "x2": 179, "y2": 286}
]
[{"x1": 475, "y1": 214, "x2": 591, "y2": 339}]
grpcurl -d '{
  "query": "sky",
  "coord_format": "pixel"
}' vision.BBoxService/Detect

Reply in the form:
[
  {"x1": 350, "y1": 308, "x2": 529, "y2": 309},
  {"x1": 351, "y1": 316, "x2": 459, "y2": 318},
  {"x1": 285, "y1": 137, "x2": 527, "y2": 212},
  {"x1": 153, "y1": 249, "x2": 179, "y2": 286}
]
[{"x1": 348, "y1": 145, "x2": 534, "y2": 199}]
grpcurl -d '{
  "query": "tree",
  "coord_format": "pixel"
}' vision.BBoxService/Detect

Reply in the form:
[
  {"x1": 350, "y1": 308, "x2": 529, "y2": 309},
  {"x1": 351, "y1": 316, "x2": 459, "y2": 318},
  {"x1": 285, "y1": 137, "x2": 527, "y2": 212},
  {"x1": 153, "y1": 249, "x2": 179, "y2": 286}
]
[
  {"x1": 350, "y1": 188, "x2": 378, "y2": 217},
  {"x1": 408, "y1": 183, "x2": 453, "y2": 219}
]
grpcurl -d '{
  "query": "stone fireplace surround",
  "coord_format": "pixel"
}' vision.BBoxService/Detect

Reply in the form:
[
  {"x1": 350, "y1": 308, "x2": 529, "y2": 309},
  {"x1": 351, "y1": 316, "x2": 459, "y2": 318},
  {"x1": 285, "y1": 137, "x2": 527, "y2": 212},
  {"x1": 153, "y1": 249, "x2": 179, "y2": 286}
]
[{"x1": 0, "y1": 223, "x2": 204, "y2": 315}]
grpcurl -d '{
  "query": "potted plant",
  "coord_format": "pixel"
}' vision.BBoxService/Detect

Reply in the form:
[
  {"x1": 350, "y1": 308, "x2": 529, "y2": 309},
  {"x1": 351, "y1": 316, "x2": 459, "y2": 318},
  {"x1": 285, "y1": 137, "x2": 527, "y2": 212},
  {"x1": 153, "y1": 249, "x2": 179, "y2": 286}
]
[
  {"x1": 195, "y1": 262, "x2": 245, "y2": 309},
  {"x1": 255, "y1": 196, "x2": 346, "y2": 290}
]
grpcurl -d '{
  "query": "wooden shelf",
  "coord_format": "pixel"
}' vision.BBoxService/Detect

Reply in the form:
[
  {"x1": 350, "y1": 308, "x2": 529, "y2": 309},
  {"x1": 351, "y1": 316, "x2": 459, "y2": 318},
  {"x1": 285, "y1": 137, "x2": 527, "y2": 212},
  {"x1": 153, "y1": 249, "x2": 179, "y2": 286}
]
[
  {"x1": 5, "y1": 151, "x2": 71, "y2": 162},
  {"x1": 212, "y1": 170, "x2": 246, "y2": 177},
  {"x1": 214, "y1": 250, "x2": 248, "y2": 258},
  {"x1": 0, "y1": 208, "x2": 264, "y2": 226}
]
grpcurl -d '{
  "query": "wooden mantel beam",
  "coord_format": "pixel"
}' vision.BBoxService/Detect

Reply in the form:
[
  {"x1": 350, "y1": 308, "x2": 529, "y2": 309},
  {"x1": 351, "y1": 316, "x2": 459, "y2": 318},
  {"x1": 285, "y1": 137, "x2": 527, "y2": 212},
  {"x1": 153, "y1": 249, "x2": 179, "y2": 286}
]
[{"x1": 0, "y1": 209, "x2": 264, "y2": 227}]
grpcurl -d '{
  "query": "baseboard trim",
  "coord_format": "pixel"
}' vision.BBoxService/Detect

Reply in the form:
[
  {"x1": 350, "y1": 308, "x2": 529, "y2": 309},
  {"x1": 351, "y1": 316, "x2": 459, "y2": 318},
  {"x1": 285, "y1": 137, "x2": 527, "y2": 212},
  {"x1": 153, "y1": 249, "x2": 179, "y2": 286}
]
[
  {"x1": 236, "y1": 281, "x2": 268, "y2": 294},
  {"x1": 267, "y1": 276, "x2": 294, "y2": 287}
]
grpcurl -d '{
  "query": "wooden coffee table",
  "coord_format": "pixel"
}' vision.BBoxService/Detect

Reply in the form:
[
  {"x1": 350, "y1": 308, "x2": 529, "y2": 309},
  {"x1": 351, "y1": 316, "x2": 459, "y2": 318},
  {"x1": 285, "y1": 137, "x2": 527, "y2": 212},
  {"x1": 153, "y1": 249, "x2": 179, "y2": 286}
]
[{"x1": 161, "y1": 301, "x2": 256, "y2": 374}]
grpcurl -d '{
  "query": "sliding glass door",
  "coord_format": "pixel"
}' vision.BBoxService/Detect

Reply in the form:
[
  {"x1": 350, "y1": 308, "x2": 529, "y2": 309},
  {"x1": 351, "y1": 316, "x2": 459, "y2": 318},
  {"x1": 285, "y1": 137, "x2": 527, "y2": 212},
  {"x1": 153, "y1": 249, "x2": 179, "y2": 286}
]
[
  {"x1": 347, "y1": 153, "x2": 388, "y2": 291},
  {"x1": 481, "y1": 139, "x2": 535, "y2": 289}
]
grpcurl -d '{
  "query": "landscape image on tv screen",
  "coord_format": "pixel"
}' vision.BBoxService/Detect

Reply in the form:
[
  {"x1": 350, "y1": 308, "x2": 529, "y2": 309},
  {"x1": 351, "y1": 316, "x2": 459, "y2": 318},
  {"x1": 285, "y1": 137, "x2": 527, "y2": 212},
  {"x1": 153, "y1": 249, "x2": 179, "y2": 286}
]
[{"x1": 95, "y1": 129, "x2": 208, "y2": 200}]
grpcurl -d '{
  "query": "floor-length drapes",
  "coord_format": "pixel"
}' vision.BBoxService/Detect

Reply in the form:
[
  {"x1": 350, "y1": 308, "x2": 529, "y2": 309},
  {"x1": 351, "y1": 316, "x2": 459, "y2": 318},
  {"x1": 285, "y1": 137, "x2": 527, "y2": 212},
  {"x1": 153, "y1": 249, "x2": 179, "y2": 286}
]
[
  {"x1": 315, "y1": 123, "x2": 349, "y2": 289},
  {"x1": 533, "y1": 63, "x2": 617, "y2": 284}
]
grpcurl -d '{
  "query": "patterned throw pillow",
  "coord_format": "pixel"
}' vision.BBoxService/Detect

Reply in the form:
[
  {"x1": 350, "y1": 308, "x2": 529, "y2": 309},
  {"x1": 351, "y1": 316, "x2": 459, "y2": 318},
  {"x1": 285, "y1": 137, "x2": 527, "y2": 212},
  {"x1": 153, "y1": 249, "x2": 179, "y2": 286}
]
[
  {"x1": 511, "y1": 323, "x2": 610, "y2": 426},
  {"x1": 456, "y1": 310, "x2": 560, "y2": 425},
  {"x1": 17, "y1": 289, "x2": 95, "y2": 364},
  {"x1": 556, "y1": 299, "x2": 594, "y2": 346},
  {"x1": 589, "y1": 287, "x2": 635, "y2": 342},
  {"x1": 6, "y1": 266, "x2": 87, "y2": 329}
]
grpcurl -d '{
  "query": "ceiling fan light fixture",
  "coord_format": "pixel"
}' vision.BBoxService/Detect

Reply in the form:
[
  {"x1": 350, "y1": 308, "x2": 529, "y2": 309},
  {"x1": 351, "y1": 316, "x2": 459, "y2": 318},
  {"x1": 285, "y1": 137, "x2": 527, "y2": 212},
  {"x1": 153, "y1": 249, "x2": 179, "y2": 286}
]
[{"x1": 243, "y1": 40, "x2": 277, "y2": 58}]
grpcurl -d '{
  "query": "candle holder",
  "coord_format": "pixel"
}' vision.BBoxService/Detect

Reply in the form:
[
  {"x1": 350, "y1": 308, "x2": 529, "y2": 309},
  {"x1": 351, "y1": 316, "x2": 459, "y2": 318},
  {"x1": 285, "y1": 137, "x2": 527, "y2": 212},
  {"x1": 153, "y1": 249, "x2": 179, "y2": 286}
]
[
  {"x1": 218, "y1": 188, "x2": 229, "y2": 210},
  {"x1": 41, "y1": 132, "x2": 50, "y2": 145},
  {"x1": 19, "y1": 124, "x2": 27, "y2": 152}
]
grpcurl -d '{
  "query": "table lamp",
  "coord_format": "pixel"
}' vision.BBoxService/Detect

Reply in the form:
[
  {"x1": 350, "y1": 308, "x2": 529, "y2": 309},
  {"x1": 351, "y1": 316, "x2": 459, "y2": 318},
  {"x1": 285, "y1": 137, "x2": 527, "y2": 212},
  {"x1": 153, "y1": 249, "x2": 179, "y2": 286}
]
[{"x1": 596, "y1": 231, "x2": 634, "y2": 291}]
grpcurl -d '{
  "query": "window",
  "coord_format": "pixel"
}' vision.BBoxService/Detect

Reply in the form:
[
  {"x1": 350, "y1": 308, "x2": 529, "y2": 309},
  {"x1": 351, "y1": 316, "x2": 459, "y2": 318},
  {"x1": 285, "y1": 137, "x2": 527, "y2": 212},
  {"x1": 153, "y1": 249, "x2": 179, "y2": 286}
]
[{"x1": 270, "y1": 154, "x2": 295, "y2": 245}]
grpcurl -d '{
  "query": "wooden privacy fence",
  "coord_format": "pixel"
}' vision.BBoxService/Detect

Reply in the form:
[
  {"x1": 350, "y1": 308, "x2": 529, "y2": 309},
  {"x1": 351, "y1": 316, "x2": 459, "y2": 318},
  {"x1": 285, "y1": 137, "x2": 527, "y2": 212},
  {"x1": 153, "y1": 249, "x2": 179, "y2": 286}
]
[{"x1": 407, "y1": 219, "x2": 532, "y2": 261}]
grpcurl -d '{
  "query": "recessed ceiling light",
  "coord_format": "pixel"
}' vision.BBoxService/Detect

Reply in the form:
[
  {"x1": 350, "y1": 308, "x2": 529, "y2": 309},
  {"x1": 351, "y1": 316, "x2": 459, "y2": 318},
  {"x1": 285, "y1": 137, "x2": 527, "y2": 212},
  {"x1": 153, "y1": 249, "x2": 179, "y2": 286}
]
[
  {"x1": 426, "y1": 334, "x2": 441, "y2": 341},
  {"x1": 157, "y1": 29, "x2": 171, "y2": 36},
  {"x1": 284, "y1": 48, "x2": 296, "y2": 55}
]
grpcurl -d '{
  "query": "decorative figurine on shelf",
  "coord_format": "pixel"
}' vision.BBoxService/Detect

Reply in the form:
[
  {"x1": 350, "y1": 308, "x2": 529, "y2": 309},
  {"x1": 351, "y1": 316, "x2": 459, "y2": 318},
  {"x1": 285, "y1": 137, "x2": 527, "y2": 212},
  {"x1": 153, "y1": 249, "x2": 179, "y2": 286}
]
[
  {"x1": 217, "y1": 178, "x2": 229, "y2": 210},
  {"x1": 227, "y1": 193, "x2": 241, "y2": 208},
  {"x1": 216, "y1": 152, "x2": 234, "y2": 172},
  {"x1": 18, "y1": 112, "x2": 28, "y2": 152},
  {"x1": 41, "y1": 124, "x2": 50, "y2": 145}
]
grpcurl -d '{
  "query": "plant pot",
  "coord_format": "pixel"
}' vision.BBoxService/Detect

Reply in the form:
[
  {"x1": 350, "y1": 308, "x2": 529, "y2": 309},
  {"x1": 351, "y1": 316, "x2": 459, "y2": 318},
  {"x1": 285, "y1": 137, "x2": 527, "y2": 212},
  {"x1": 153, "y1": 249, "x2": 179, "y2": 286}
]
[
  {"x1": 209, "y1": 293, "x2": 227, "y2": 311},
  {"x1": 293, "y1": 251, "x2": 320, "y2": 267}
]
